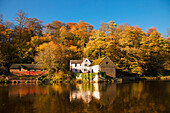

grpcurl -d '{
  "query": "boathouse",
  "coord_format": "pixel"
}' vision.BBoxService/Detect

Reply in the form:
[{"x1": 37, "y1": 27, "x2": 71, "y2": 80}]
[{"x1": 10, "y1": 64, "x2": 48, "y2": 76}]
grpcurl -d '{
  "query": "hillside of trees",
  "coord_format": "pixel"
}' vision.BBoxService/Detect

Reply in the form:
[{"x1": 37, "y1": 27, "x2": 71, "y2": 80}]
[{"x1": 0, "y1": 9, "x2": 169, "y2": 76}]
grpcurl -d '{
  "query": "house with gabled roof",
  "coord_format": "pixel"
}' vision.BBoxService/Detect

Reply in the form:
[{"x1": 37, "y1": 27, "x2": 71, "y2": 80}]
[
  {"x1": 70, "y1": 58, "x2": 91, "y2": 73},
  {"x1": 70, "y1": 57, "x2": 116, "y2": 78}
]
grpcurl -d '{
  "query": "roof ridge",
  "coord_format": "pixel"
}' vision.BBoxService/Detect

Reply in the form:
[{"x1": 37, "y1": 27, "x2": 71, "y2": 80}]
[
  {"x1": 98, "y1": 56, "x2": 107, "y2": 65},
  {"x1": 89, "y1": 57, "x2": 106, "y2": 66}
]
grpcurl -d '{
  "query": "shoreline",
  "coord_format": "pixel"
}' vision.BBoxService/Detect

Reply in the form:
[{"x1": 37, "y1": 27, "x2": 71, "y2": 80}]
[{"x1": 0, "y1": 76, "x2": 170, "y2": 84}]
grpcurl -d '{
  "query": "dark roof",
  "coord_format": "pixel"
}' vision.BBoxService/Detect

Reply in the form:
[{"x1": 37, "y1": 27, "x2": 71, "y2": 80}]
[
  {"x1": 70, "y1": 60, "x2": 83, "y2": 64},
  {"x1": 10, "y1": 64, "x2": 39, "y2": 69}
]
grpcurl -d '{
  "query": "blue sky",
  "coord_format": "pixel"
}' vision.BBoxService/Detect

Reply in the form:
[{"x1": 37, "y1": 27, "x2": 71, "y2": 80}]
[{"x1": 0, "y1": 0, "x2": 170, "y2": 36}]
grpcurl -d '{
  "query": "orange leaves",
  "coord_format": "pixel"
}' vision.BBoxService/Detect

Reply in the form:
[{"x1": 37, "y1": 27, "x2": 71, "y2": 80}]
[
  {"x1": 146, "y1": 27, "x2": 157, "y2": 36},
  {"x1": 45, "y1": 20, "x2": 64, "y2": 30}
]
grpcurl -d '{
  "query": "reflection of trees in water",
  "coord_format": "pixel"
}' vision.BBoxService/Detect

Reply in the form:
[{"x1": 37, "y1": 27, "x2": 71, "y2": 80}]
[
  {"x1": 0, "y1": 84, "x2": 49, "y2": 113},
  {"x1": 109, "y1": 81, "x2": 170, "y2": 113},
  {"x1": 33, "y1": 84, "x2": 72, "y2": 113},
  {"x1": 8, "y1": 84, "x2": 47, "y2": 97},
  {"x1": 0, "y1": 82, "x2": 170, "y2": 113}
]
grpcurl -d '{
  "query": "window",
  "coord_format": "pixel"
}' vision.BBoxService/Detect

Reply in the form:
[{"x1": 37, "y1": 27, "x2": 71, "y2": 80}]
[
  {"x1": 106, "y1": 62, "x2": 108, "y2": 64},
  {"x1": 34, "y1": 69, "x2": 36, "y2": 71},
  {"x1": 84, "y1": 69, "x2": 87, "y2": 71},
  {"x1": 75, "y1": 64, "x2": 77, "y2": 67},
  {"x1": 86, "y1": 60, "x2": 88, "y2": 62},
  {"x1": 84, "y1": 64, "x2": 87, "y2": 66},
  {"x1": 75, "y1": 69, "x2": 77, "y2": 72}
]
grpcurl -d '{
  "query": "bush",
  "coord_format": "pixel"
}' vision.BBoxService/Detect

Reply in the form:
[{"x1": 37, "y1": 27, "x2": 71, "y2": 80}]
[
  {"x1": 36, "y1": 75, "x2": 50, "y2": 83},
  {"x1": 0, "y1": 74, "x2": 8, "y2": 83},
  {"x1": 53, "y1": 70, "x2": 72, "y2": 82}
]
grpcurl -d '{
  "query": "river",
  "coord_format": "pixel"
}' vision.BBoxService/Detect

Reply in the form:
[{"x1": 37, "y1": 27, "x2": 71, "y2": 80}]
[{"x1": 0, "y1": 81, "x2": 170, "y2": 113}]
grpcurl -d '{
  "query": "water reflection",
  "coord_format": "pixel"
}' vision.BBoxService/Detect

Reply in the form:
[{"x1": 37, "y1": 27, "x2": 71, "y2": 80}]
[
  {"x1": 69, "y1": 83, "x2": 117, "y2": 105},
  {"x1": 8, "y1": 84, "x2": 47, "y2": 97},
  {"x1": 0, "y1": 81, "x2": 170, "y2": 113},
  {"x1": 70, "y1": 83, "x2": 101, "y2": 103}
]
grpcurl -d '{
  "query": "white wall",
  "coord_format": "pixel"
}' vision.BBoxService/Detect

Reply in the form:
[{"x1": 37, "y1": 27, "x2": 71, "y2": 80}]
[
  {"x1": 91, "y1": 65, "x2": 99, "y2": 73},
  {"x1": 71, "y1": 58, "x2": 100, "y2": 73},
  {"x1": 81, "y1": 58, "x2": 91, "y2": 73},
  {"x1": 71, "y1": 64, "x2": 82, "y2": 73}
]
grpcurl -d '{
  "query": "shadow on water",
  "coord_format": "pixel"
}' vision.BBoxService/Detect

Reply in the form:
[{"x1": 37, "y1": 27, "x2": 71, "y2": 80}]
[{"x1": 0, "y1": 81, "x2": 170, "y2": 113}]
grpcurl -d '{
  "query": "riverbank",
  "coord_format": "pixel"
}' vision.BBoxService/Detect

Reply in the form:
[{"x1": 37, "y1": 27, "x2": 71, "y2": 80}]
[
  {"x1": 0, "y1": 74, "x2": 123, "y2": 84},
  {"x1": 139, "y1": 76, "x2": 170, "y2": 80},
  {"x1": 1, "y1": 74, "x2": 170, "y2": 84}
]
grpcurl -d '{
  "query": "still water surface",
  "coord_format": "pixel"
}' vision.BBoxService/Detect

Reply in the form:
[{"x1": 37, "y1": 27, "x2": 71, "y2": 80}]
[{"x1": 0, "y1": 81, "x2": 170, "y2": 113}]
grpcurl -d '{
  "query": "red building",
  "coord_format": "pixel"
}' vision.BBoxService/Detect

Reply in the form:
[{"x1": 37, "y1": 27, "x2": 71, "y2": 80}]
[{"x1": 10, "y1": 64, "x2": 48, "y2": 76}]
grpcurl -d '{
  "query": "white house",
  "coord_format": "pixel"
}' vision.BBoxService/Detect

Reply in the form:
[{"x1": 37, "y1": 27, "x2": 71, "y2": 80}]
[{"x1": 70, "y1": 57, "x2": 116, "y2": 78}]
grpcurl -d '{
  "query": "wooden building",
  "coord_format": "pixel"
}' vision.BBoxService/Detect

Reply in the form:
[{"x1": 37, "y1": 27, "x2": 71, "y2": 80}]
[
  {"x1": 70, "y1": 57, "x2": 116, "y2": 78},
  {"x1": 10, "y1": 64, "x2": 48, "y2": 76}
]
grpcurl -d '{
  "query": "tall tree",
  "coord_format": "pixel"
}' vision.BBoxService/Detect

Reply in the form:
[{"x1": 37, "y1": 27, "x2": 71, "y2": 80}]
[
  {"x1": 14, "y1": 9, "x2": 28, "y2": 45},
  {"x1": 15, "y1": 9, "x2": 27, "y2": 29},
  {"x1": 35, "y1": 42, "x2": 58, "y2": 75},
  {"x1": 25, "y1": 18, "x2": 43, "y2": 37},
  {"x1": 142, "y1": 28, "x2": 168, "y2": 75},
  {"x1": 84, "y1": 30, "x2": 108, "y2": 59},
  {"x1": 35, "y1": 41, "x2": 69, "y2": 74},
  {"x1": 117, "y1": 25, "x2": 145, "y2": 74}
]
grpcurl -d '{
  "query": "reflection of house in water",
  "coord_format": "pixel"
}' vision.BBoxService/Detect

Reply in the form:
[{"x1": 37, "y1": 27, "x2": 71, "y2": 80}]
[
  {"x1": 100, "y1": 84, "x2": 117, "y2": 105},
  {"x1": 70, "y1": 83, "x2": 117, "y2": 104},
  {"x1": 70, "y1": 83, "x2": 100, "y2": 103},
  {"x1": 8, "y1": 84, "x2": 47, "y2": 97}
]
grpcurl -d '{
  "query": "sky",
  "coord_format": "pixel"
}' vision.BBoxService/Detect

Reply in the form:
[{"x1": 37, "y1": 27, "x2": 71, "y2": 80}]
[{"x1": 0, "y1": 0, "x2": 170, "y2": 37}]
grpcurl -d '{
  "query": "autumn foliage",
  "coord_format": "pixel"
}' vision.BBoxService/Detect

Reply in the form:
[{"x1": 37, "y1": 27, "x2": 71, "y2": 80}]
[{"x1": 0, "y1": 10, "x2": 169, "y2": 76}]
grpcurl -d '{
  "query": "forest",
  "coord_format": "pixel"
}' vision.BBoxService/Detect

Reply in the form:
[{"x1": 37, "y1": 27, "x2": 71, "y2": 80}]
[{"x1": 0, "y1": 9, "x2": 169, "y2": 76}]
